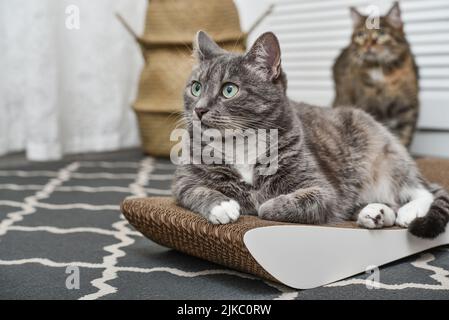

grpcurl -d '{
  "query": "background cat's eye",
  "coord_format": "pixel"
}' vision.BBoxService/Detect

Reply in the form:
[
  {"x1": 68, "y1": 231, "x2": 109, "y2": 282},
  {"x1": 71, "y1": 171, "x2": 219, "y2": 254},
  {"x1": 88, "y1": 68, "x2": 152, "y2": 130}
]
[
  {"x1": 222, "y1": 83, "x2": 239, "y2": 99},
  {"x1": 191, "y1": 81, "x2": 202, "y2": 97},
  {"x1": 354, "y1": 30, "x2": 366, "y2": 44},
  {"x1": 378, "y1": 30, "x2": 390, "y2": 42}
]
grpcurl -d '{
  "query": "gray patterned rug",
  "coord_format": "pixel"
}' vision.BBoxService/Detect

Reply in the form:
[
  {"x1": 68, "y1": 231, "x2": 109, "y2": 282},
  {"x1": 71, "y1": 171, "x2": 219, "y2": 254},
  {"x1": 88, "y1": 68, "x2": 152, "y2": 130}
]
[{"x1": 1, "y1": 149, "x2": 448, "y2": 299}]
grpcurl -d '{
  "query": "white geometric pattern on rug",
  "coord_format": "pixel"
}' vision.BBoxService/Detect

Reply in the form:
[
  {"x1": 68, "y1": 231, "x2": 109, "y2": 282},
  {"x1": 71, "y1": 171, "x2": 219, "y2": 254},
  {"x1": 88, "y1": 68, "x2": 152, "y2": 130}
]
[
  {"x1": 0, "y1": 157, "x2": 297, "y2": 299},
  {"x1": 0, "y1": 154, "x2": 448, "y2": 299}
]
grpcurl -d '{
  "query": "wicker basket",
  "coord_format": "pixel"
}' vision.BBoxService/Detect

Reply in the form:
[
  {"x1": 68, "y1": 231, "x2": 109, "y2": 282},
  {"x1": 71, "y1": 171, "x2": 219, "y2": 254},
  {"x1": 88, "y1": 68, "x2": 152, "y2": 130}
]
[{"x1": 131, "y1": 0, "x2": 247, "y2": 157}]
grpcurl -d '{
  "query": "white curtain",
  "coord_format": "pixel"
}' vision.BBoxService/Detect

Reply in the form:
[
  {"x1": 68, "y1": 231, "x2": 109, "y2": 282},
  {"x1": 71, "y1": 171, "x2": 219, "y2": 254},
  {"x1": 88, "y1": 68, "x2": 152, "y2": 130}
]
[{"x1": 0, "y1": 0, "x2": 147, "y2": 160}]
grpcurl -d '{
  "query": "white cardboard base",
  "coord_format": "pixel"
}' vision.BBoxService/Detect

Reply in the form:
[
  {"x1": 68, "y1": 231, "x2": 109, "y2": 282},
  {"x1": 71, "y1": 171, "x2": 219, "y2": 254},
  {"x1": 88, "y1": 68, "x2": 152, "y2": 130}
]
[{"x1": 243, "y1": 226, "x2": 449, "y2": 289}]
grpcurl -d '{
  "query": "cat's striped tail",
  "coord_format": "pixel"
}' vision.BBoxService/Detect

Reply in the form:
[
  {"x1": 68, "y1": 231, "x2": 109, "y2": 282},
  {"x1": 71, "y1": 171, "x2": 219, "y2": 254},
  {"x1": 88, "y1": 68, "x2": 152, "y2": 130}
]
[{"x1": 409, "y1": 184, "x2": 449, "y2": 239}]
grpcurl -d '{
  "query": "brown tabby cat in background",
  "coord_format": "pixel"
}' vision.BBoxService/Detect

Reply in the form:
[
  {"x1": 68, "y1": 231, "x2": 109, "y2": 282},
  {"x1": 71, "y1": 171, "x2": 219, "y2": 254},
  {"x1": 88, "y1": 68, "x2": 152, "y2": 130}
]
[{"x1": 333, "y1": 2, "x2": 419, "y2": 148}]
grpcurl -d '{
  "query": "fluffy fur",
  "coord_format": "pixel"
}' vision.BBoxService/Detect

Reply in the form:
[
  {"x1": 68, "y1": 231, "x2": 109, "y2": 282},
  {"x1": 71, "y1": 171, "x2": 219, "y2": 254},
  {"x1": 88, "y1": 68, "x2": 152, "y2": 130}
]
[
  {"x1": 332, "y1": 2, "x2": 419, "y2": 148},
  {"x1": 172, "y1": 30, "x2": 449, "y2": 238}
]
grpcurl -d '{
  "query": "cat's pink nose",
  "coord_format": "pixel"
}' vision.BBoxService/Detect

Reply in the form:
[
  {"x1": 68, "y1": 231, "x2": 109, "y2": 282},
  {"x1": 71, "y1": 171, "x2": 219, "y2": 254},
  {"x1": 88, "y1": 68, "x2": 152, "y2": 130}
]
[{"x1": 195, "y1": 107, "x2": 209, "y2": 120}]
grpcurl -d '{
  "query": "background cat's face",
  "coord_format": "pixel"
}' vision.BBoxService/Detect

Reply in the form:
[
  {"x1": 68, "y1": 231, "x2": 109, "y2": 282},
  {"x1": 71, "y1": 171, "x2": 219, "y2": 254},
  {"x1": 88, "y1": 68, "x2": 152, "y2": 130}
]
[
  {"x1": 350, "y1": 2, "x2": 408, "y2": 64},
  {"x1": 183, "y1": 31, "x2": 286, "y2": 132}
]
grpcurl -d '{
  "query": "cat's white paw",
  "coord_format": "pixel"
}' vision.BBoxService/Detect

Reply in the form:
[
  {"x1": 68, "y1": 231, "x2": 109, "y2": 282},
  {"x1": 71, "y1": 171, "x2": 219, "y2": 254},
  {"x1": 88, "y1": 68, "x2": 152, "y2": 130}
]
[
  {"x1": 396, "y1": 202, "x2": 427, "y2": 227},
  {"x1": 208, "y1": 200, "x2": 240, "y2": 224},
  {"x1": 357, "y1": 203, "x2": 396, "y2": 229}
]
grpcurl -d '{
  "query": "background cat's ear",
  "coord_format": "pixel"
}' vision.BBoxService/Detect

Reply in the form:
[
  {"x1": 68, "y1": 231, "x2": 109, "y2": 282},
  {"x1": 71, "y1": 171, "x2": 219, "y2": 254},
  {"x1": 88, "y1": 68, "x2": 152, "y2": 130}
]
[
  {"x1": 350, "y1": 7, "x2": 364, "y2": 27},
  {"x1": 386, "y1": 1, "x2": 403, "y2": 29},
  {"x1": 244, "y1": 32, "x2": 281, "y2": 81},
  {"x1": 194, "y1": 30, "x2": 226, "y2": 61}
]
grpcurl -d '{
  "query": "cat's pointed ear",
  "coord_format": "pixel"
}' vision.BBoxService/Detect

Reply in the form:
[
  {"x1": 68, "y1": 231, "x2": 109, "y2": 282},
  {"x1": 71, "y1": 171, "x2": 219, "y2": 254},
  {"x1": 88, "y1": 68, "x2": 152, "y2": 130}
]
[
  {"x1": 350, "y1": 7, "x2": 364, "y2": 27},
  {"x1": 244, "y1": 32, "x2": 282, "y2": 81},
  {"x1": 194, "y1": 30, "x2": 226, "y2": 61},
  {"x1": 386, "y1": 1, "x2": 403, "y2": 29}
]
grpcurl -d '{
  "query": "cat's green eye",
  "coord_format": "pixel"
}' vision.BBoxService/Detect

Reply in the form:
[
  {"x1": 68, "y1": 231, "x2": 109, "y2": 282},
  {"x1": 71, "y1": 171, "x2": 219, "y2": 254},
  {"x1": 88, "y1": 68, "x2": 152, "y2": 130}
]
[
  {"x1": 354, "y1": 30, "x2": 366, "y2": 44},
  {"x1": 222, "y1": 83, "x2": 239, "y2": 99},
  {"x1": 191, "y1": 81, "x2": 202, "y2": 97},
  {"x1": 377, "y1": 30, "x2": 389, "y2": 42}
]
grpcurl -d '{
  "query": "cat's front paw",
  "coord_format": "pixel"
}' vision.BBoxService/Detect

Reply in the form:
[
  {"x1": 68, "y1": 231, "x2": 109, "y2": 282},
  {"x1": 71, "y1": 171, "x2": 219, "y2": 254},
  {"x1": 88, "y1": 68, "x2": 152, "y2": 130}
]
[
  {"x1": 258, "y1": 195, "x2": 295, "y2": 221},
  {"x1": 357, "y1": 203, "x2": 396, "y2": 229},
  {"x1": 208, "y1": 200, "x2": 240, "y2": 224},
  {"x1": 395, "y1": 202, "x2": 425, "y2": 227}
]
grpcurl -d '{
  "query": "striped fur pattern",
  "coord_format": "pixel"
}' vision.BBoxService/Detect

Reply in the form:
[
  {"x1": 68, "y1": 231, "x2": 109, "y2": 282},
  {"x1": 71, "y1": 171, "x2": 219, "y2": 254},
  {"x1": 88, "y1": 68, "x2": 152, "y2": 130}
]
[
  {"x1": 409, "y1": 184, "x2": 449, "y2": 238},
  {"x1": 172, "y1": 31, "x2": 449, "y2": 238}
]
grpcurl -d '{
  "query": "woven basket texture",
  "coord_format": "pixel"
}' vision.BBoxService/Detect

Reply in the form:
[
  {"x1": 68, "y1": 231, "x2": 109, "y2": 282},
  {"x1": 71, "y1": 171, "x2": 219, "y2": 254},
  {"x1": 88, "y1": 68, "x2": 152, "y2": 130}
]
[
  {"x1": 121, "y1": 197, "x2": 284, "y2": 282},
  {"x1": 133, "y1": 0, "x2": 246, "y2": 156},
  {"x1": 120, "y1": 158, "x2": 449, "y2": 282}
]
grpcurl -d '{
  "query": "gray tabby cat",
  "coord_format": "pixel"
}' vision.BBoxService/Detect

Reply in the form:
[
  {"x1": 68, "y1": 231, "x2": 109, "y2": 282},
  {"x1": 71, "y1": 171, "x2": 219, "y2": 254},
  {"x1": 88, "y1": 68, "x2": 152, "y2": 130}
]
[{"x1": 172, "y1": 31, "x2": 449, "y2": 238}]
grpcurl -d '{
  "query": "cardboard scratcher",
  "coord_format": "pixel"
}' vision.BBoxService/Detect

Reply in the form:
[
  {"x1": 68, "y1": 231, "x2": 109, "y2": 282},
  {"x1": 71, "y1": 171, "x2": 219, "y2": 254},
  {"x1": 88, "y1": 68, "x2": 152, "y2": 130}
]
[{"x1": 120, "y1": 158, "x2": 449, "y2": 289}]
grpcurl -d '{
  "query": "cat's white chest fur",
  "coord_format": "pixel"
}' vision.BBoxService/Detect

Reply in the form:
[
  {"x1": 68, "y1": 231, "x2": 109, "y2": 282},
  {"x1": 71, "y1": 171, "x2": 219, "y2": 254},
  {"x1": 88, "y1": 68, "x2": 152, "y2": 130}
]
[
  {"x1": 233, "y1": 164, "x2": 255, "y2": 185},
  {"x1": 368, "y1": 68, "x2": 384, "y2": 82},
  {"x1": 231, "y1": 135, "x2": 258, "y2": 185}
]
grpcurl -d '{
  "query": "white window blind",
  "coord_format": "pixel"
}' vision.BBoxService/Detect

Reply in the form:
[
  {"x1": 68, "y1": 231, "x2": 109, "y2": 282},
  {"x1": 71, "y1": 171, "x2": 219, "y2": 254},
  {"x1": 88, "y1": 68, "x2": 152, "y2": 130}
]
[{"x1": 242, "y1": 0, "x2": 449, "y2": 158}]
